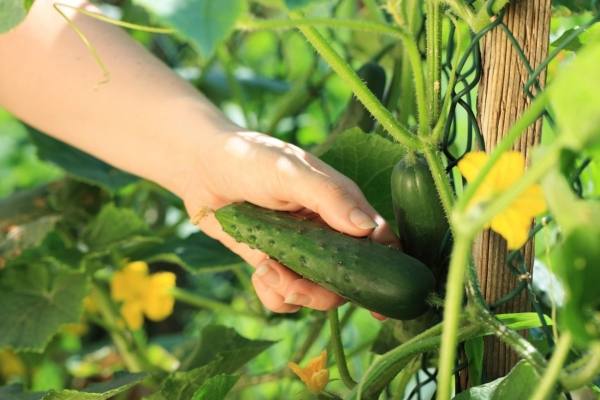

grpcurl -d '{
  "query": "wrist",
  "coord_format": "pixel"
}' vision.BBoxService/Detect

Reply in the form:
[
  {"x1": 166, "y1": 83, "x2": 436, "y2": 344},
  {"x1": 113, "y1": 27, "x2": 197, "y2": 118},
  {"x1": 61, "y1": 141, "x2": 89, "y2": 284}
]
[{"x1": 147, "y1": 97, "x2": 238, "y2": 204}]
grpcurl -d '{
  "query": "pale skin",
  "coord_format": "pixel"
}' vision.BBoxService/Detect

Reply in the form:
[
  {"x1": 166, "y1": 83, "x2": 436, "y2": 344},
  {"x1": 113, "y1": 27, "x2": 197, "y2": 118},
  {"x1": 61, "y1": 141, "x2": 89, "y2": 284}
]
[{"x1": 0, "y1": 0, "x2": 396, "y2": 316}]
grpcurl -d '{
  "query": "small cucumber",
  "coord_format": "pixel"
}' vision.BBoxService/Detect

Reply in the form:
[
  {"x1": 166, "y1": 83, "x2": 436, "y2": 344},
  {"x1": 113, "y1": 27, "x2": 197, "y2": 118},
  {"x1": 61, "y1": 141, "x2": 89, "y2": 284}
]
[
  {"x1": 215, "y1": 202, "x2": 434, "y2": 320},
  {"x1": 391, "y1": 155, "x2": 450, "y2": 279}
]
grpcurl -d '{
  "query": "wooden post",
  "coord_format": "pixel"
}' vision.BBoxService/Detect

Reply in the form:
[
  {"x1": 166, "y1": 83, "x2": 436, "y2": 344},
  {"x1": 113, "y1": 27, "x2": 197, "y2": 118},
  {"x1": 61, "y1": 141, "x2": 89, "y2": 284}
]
[{"x1": 475, "y1": 0, "x2": 551, "y2": 381}]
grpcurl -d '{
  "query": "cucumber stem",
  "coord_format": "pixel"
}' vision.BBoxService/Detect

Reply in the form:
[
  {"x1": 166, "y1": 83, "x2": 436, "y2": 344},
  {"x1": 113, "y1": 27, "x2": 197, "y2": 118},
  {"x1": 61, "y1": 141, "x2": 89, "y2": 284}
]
[
  {"x1": 328, "y1": 309, "x2": 357, "y2": 389},
  {"x1": 531, "y1": 332, "x2": 572, "y2": 400}
]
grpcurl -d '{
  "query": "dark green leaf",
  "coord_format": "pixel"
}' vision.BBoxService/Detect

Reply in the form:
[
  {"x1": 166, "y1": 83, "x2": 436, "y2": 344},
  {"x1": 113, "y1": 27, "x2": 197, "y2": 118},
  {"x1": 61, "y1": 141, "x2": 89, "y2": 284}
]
[
  {"x1": 551, "y1": 29, "x2": 584, "y2": 52},
  {"x1": 191, "y1": 374, "x2": 239, "y2": 400},
  {"x1": 0, "y1": 215, "x2": 60, "y2": 262},
  {"x1": 83, "y1": 204, "x2": 149, "y2": 250},
  {"x1": 321, "y1": 128, "x2": 405, "y2": 224},
  {"x1": 182, "y1": 325, "x2": 275, "y2": 371},
  {"x1": 0, "y1": 263, "x2": 88, "y2": 351},
  {"x1": 132, "y1": 232, "x2": 242, "y2": 273},
  {"x1": 29, "y1": 129, "x2": 137, "y2": 192},
  {"x1": 0, "y1": 372, "x2": 146, "y2": 400},
  {"x1": 0, "y1": 0, "x2": 29, "y2": 33},
  {"x1": 553, "y1": 0, "x2": 599, "y2": 13},
  {"x1": 133, "y1": 0, "x2": 246, "y2": 59},
  {"x1": 465, "y1": 337, "x2": 484, "y2": 387},
  {"x1": 453, "y1": 361, "x2": 540, "y2": 399}
]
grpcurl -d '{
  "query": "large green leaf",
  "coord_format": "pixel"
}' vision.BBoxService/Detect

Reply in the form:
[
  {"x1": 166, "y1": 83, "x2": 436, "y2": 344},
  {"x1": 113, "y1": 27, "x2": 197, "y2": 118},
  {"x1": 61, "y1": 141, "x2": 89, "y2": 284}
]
[
  {"x1": 133, "y1": 0, "x2": 246, "y2": 59},
  {"x1": 82, "y1": 204, "x2": 150, "y2": 251},
  {"x1": 133, "y1": 232, "x2": 242, "y2": 273},
  {"x1": 0, "y1": 215, "x2": 60, "y2": 263},
  {"x1": 0, "y1": 0, "x2": 30, "y2": 33},
  {"x1": 190, "y1": 374, "x2": 239, "y2": 400},
  {"x1": 549, "y1": 41, "x2": 600, "y2": 151},
  {"x1": 0, "y1": 372, "x2": 146, "y2": 400},
  {"x1": 156, "y1": 325, "x2": 274, "y2": 400},
  {"x1": 453, "y1": 361, "x2": 540, "y2": 400},
  {"x1": 0, "y1": 262, "x2": 88, "y2": 351},
  {"x1": 181, "y1": 324, "x2": 275, "y2": 370},
  {"x1": 553, "y1": 226, "x2": 600, "y2": 345},
  {"x1": 320, "y1": 128, "x2": 405, "y2": 224},
  {"x1": 29, "y1": 129, "x2": 137, "y2": 192}
]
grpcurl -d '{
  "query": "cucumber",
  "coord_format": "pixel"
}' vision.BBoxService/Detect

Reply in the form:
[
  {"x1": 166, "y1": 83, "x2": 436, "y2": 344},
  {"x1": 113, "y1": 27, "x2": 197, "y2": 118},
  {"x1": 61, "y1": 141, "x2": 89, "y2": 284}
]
[
  {"x1": 391, "y1": 155, "x2": 449, "y2": 279},
  {"x1": 215, "y1": 202, "x2": 434, "y2": 320}
]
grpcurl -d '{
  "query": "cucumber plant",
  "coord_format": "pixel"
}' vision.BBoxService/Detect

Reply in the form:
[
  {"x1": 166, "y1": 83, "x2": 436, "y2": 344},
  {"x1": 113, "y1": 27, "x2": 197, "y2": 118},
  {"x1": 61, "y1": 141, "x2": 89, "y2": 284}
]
[{"x1": 1, "y1": 1, "x2": 600, "y2": 400}]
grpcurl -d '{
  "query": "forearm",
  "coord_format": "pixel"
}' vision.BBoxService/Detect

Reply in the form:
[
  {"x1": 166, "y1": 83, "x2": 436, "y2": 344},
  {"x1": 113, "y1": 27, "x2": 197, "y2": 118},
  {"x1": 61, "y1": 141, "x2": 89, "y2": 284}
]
[{"x1": 0, "y1": 0, "x2": 236, "y2": 196}]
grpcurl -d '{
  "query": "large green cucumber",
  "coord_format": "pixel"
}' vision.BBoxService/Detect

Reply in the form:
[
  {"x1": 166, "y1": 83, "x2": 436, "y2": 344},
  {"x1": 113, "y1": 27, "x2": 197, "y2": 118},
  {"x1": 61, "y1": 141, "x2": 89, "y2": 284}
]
[
  {"x1": 215, "y1": 202, "x2": 434, "y2": 320},
  {"x1": 391, "y1": 155, "x2": 449, "y2": 279}
]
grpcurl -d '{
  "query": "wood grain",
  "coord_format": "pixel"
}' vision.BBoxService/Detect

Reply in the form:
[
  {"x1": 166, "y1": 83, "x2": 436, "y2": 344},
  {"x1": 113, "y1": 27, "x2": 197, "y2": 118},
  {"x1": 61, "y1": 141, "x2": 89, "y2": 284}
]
[{"x1": 475, "y1": 0, "x2": 551, "y2": 381}]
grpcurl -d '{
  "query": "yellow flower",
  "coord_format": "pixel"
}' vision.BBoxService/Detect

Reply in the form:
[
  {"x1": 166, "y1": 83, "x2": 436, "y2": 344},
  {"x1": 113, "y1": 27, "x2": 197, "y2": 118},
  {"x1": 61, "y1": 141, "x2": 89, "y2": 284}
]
[
  {"x1": 0, "y1": 349, "x2": 25, "y2": 380},
  {"x1": 458, "y1": 151, "x2": 547, "y2": 249},
  {"x1": 288, "y1": 351, "x2": 329, "y2": 393},
  {"x1": 110, "y1": 261, "x2": 176, "y2": 330}
]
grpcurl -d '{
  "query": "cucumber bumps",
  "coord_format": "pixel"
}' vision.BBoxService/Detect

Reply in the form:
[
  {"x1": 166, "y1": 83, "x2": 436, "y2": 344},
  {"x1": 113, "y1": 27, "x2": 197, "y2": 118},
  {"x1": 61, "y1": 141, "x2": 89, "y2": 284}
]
[{"x1": 215, "y1": 202, "x2": 434, "y2": 320}]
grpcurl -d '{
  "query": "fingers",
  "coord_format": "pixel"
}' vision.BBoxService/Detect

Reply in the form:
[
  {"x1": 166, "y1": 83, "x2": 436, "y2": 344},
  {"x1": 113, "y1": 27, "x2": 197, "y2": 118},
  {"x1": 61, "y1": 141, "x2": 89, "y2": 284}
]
[
  {"x1": 252, "y1": 275, "x2": 300, "y2": 313},
  {"x1": 253, "y1": 259, "x2": 345, "y2": 311}
]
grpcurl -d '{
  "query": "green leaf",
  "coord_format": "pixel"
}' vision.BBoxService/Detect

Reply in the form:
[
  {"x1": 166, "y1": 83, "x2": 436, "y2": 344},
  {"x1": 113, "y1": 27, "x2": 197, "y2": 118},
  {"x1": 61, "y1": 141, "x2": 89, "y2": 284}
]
[
  {"x1": 191, "y1": 374, "x2": 239, "y2": 400},
  {"x1": 320, "y1": 128, "x2": 405, "y2": 224},
  {"x1": 0, "y1": 215, "x2": 60, "y2": 263},
  {"x1": 496, "y1": 312, "x2": 553, "y2": 331},
  {"x1": 549, "y1": 41, "x2": 600, "y2": 151},
  {"x1": 550, "y1": 28, "x2": 583, "y2": 52},
  {"x1": 29, "y1": 129, "x2": 137, "y2": 192},
  {"x1": 0, "y1": 0, "x2": 29, "y2": 33},
  {"x1": 552, "y1": 225, "x2": 600, "y2": 345},
  {"x1": 0, "y1": 263, "x2": 88, "y2": 351},
  {"x1": 181, "y1": 324, "x2": 275, "y2": 370},
  {"x1": 83, "y1": 204, "x2": 149, "y2": 251},
  {"x1": 0, "y1": 372, "x2": 146, "y2": 400},
  {"x1": 158, "y1": 326, "x2": 274, "y2": 400},
  {"x1": 453, "y1": 361, "x2": 540, "y2": 400},
  {"x1": 133, "y1": 232, "x2": 242, "y2": 273},
  {"x1": 133, "y1": 0, "x2": 246, "y2": 59},
  {"x1": 464, "y1": 337, "x2": 484, "y2": 387}
]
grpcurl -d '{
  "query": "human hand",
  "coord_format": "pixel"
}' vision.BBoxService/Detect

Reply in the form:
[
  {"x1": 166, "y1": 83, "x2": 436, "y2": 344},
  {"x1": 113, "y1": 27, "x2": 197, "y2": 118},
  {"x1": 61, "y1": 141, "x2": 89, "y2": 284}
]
[{"x1": 181, "y1": 130, "x2": 397, "y2": 315}]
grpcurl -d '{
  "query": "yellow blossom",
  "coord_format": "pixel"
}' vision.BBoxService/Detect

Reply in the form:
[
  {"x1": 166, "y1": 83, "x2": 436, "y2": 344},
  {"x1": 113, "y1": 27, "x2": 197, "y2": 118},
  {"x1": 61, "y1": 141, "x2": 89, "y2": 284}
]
[
  {"x1": 0, "y1": 349, "x2": 25, "y2": 380},
  {"x1": 288, "y1": 351, "x2": 329, "y2": 393},
  {"x1": 110, "y1": 261, "x2": 176, "y2": 330},
  {"x1": 458, "y1": 151, "x2": 547, "y2": 249}
]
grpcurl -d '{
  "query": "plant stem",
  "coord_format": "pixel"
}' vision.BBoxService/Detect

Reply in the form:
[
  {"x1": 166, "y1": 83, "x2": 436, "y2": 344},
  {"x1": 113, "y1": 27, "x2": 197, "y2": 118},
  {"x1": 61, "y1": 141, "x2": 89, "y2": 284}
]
[
  {"x1": 436, "y1": 234, "x2": 472, "y2": 400},
  {"x1": 328, "y1": 309, "x2": 356, "y2": 389},
  {"x1": 92, "y1": 285, "x2": 145, "y2": 372},
  {"x1": 531, "y1": 332, "x2": 573, "y2": 400},
  {"x1": 171, "y1": 287, "x2": 264, "y2": 320},
  {"x1": 239, "y1": 17, "x2": 406, "y2": 39},
  {"x1": 290, "y1": 11, "x2": 420, "y2": 150},
  {"x1": 426, "y1": 0, "x2": 442, "y2": 125},
  {"x1": 561, "y1": 342, "x2": 600, "y2": 390},
  {"x1": 423, "y1": 146, "x2": 455, "y2": 222},
  {"x1": 456, "y1": 92, "x2": 549, "y2": 213}
]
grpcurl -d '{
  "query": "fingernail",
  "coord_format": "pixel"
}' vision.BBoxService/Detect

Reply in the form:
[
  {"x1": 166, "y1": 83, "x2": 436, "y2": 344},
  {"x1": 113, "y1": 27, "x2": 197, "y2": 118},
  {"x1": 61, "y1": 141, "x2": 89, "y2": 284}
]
[
  {"x1": 284, "y1": 293, "x2": 312, "y2": 307},
  {"x1": 255, "y1": 262, "x2": 280, "y2": 287},
  {"x1": 349, "y1": 208, "x2": 377, "y2": 230}
]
